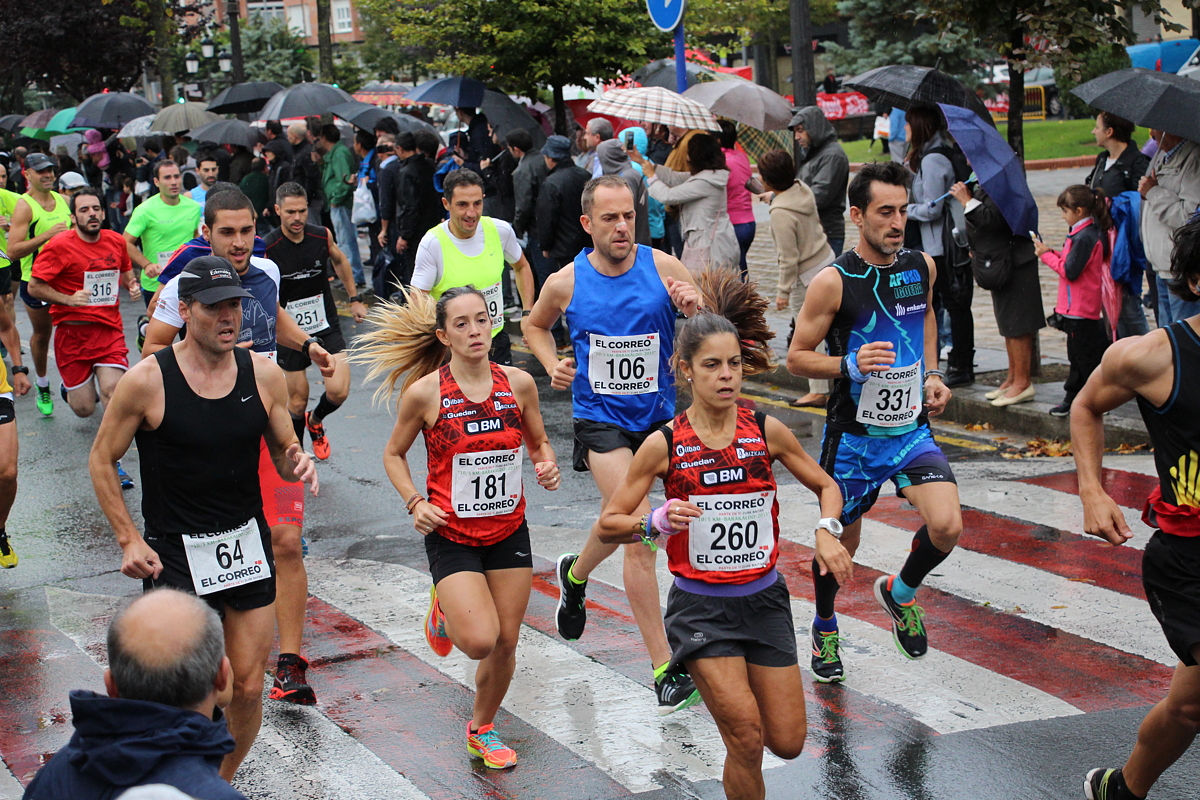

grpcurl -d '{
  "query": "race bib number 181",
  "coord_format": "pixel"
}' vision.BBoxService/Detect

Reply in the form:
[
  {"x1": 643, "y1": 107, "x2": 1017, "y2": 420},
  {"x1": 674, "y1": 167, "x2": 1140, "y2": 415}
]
[
  {"x1": 587, "y1": 332, "x2": 660, "y2": 396},
  {"x1": 451, "y1": 447, "x2": 523, "y2": 518}
]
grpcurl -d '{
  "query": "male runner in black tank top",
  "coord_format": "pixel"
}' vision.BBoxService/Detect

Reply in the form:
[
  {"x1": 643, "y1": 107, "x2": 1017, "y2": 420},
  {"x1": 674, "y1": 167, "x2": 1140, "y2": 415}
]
[
  {"x1": 263, "y1": 182, "x2": 367, "y2": 460},
  {"x1": 1072, "y1": 217, "x2": 1200, "y2": 800},
  {"x1": 89, "y1": 257, "x2": 319, "y2": 783}
]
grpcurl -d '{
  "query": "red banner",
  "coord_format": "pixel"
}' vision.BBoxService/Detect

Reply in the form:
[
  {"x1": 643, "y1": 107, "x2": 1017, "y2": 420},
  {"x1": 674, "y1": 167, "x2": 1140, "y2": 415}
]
[{"x1": 814, "y1": 91, "x2": 872, "y2": 120}]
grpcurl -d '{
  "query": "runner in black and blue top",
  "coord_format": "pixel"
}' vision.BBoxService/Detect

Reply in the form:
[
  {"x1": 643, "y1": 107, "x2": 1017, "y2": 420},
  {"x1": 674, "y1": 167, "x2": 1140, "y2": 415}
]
[
  {"x1": 787, "y1": 161, "x2": 962, "y2": 683},
  {"x1": 525, "y1": 175, "x2": 705, "y2": 716}
]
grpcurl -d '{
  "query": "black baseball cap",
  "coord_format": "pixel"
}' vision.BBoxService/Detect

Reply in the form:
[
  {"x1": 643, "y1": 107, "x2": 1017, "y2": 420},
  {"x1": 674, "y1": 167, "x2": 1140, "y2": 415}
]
[
  {"x1": 24, "y1": 153, "x2": 55, "y2": 171},
  {"x1": 177, "y1": 256, "x2": 254, "y2": 304}
]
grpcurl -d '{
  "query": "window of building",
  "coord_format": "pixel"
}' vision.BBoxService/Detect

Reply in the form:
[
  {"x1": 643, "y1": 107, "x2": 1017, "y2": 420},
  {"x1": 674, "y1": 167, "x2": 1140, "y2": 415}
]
[
  {"x1": 286, "y1": 3, "x2": 309, "y2": 36},
  {"x1": 247, "y1": 0, "x2": 285, "y2": 21},
  {"x1": 333, "y1": 0, "x2": 353, "y2": 33}
]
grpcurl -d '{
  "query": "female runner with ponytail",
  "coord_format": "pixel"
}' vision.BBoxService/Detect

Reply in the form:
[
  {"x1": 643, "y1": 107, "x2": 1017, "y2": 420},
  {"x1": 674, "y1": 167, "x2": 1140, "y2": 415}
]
[
  {"x1": 354, "y1": 286, "x2": 559, "y2": 771},
  {"x1": 597, "y1": 270, "x2": 848, "y2": 800}
]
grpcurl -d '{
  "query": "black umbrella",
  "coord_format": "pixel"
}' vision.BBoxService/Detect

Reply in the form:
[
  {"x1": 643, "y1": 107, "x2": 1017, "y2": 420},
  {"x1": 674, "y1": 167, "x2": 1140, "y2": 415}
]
[
  {"x1": 0, "y1": 114, "x2": 25, "y2": 134},
  {"x1": 1072, "y1": 68, "x2": 1200, "y2": 142},
  {"x1": 207, "y1": 81, "x2": 286, "y2": 114},
  {"x1": 72, "y1": 91, "x2": 156, "y2": 129},
  {"x1": 632, "y1": 58, "x2": 718, "y2": 90},
  {"x1": 844, "y1": 65, "x2": 995, "y2": 127},
  {"x1": 405, "y1": 77, "x2": 486, "y2": 109},
  {"x1": 257, "y1": 82, "x2": 353, "y2": 121},
  {"x1": 187, "y1": 119, "x2": 263, "y2": 148},
  {"x1": 328, "y1": 101, "x2": 436, "y2": 135},
  {"x1": 481, "y1": 91, "x2": 547, "y2": 150}
]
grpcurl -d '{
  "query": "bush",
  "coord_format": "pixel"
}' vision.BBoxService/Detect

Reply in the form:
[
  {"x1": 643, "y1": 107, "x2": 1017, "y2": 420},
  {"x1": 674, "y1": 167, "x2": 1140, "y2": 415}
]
[{"x1": 1054, "y1": 45, "x2": 1133, "y2": 120}]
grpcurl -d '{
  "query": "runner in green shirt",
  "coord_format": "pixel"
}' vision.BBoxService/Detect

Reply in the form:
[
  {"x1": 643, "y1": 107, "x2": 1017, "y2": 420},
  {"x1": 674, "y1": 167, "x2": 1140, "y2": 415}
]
[
  {"x1": 122, "y1": 160, "x2": 202, "y2": 304},
  {"x1": 0, "y1": 161, "x2": 20, "y2": 339}
]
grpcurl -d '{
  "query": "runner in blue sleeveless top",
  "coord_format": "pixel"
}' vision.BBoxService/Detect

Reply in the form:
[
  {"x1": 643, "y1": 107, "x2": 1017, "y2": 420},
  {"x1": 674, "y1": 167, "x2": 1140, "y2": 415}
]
[
  {"x1": 787, "y1": 161, "x2": 962, "y2": 683},
  {"x1": 525, "y1": 175, "x2": 705, "y2": 715}
]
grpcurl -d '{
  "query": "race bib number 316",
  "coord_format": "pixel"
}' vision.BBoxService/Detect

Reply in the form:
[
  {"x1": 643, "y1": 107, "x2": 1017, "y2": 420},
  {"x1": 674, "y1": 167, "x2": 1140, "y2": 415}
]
[
  {"x1": 687, "y1": 491, "x2": 775, "y2": 572},
  {"x1": 451, "y1": 447, "x2": 523, "y2": 518},
  {"x1": 182, "y1": 518, "x2": 270, "y2": 595},
  {"x1": 85, "y1": 269, "x2": 119, "y2": 306},
  {"x1": 588, "y1": 332, "x2": 660, "y2": 395}
]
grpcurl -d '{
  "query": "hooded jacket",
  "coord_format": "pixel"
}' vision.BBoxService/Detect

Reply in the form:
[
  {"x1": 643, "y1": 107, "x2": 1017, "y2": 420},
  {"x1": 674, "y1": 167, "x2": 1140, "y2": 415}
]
[
  {"x1": 1040, "y1": 216, "x2": 1106, "y2": 320},
  {"x1": 595, "y1": 139, "x2": 651, "y2": 246},
  {"x1": 23, "y1": 690, "x2": 245, "y2": 800},
  {"x1": 1140, "y1": 138, "x2": 1200, "y2": 278},
  {"x1": 906, "y1": 130, "x2": 958, "y2": 258},
  {"x1": 537, "y1": 158, "x2": 592, "y2": 264},
  {"x1": 770, "y1": 179, "x2": 835, "y2": 307},
  {"x1": 646, "y1": 164, "x2": 740, "y2": 271},
  {"x1": 790, "y1": 107, "x2": 849, "y2": 244}
]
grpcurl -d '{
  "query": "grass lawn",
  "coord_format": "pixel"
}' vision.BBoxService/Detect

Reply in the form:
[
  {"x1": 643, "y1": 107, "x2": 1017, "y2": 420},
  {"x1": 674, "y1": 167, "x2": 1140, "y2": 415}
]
[{"x1": 839, "y1": 117, "x2": 1149, "y2": 163}]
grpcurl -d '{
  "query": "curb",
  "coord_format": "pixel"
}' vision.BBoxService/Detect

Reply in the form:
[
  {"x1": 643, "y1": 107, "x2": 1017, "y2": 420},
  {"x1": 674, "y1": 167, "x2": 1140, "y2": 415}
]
[{"x1": 849, "y1": 155, "x2": 1094, "y2": 172}]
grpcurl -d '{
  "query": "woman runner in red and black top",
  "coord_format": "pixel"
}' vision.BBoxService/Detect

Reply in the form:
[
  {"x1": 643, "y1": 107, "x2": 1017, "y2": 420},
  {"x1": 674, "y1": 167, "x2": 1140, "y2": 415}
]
[
  {"x1": 598, "y1": 271, "x2": 847, "y2": 800},
  {"x1": 356, "y1": 286, "x2": 559, "y2": 771}
]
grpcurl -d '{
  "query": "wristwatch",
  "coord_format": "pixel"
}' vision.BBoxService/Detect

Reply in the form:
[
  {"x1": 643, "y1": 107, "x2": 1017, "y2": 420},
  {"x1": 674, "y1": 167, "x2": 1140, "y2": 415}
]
[
  {"x1": 348, "y1": 295, "x2": 363, "y2": 304},
  {"x1": 11, "y1": 365, "x2": 28, "y2": 375},
  {"x1": 301, "y1": 337, "x2": 321, "y2": 356},
  {"x1": 816, "y1": 517, "x2": 844, "y2": 539},
  {"x1": 521, "y1": 309, "x2": 532, "y2": 317}
]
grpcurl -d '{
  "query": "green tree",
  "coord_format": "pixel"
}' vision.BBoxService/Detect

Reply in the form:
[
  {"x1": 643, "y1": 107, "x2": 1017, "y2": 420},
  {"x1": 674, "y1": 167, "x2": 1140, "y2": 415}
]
[
  {"x1": 920, "y1": 0, "x2": 1180, "y2": 158},
  {"x1": 358, "y1": 5, "x2": 436, "y2": 85},
  {"x1": 1054, "y1": 44, "x2": 1132, "y2": 120},
  {"x1": 359, "y1": 0, "x2": 673, "y2": 133}
]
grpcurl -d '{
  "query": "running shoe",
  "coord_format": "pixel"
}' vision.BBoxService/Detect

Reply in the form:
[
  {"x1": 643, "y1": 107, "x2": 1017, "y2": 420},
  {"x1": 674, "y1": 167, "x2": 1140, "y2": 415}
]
[
  {"x1": 136, "y1": 315, "x2": 149, "y2": 352},
  {"x1": 35, "y1": 385, "x2": 53, "y2": 416},
  {"x1": 466, "y1": 722, "x2": 517, "y2": 769},
  {"x1": 269, "y1": 653, "x2": 316, "y2": 705},
  {"x1": 59, "y1": 383, "x2": 68, "y2": 402},
  {"x1": 0, "y1": 531, "x2": 17, "y2": 569},
  {"x1": 116, "y1": 461, "x2": 134, "y2": 491},
  {"x1": 1084, "y1": 767, "x2": 1130, "y2": 800},
  {"x1": 555, "y1": 553, "x2": 588, "y2": 640},
  {"x1": 301, "y1": 535, "x2": 309, "y2": 557},
  {"x1": 810, "y1": 623, "x2": 845, "y2": 683},
  {"x1": 656, "y1": 664, "x2": 702, "y2": 715},
  {"x1": 424, "y1": 585, "x2": 452, "y2": 657},
  {"x1": 305, "y1": 412, "x2": 331, "y2": 460},
  {"x1": 873, "y1": 575, "x2": 928, "y2": 659}
]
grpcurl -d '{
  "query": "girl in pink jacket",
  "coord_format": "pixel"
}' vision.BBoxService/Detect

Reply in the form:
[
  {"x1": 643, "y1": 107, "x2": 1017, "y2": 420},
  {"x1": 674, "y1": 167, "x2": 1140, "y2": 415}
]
[{"x1": 1035, "y1": 185, "x2": 1113, "y2": 417}]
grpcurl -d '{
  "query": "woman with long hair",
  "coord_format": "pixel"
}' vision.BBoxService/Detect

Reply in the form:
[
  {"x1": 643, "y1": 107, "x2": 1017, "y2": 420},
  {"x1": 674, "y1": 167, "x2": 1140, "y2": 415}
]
[
  {"x1": 597, "y1": 270, "x2": 847, "y2": 800},
  {"x1": 353, "y1": 286, "x2": 560, "y2": 770}
]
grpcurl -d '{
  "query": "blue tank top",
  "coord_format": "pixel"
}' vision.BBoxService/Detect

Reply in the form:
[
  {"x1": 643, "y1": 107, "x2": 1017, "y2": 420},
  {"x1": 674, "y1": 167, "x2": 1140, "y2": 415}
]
[{"x1": 566, "y1": 245, "x2": 676, "y2": 430}]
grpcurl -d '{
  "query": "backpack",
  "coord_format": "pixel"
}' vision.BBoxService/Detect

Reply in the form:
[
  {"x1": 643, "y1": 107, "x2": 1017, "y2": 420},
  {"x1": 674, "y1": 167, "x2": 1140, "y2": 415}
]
[
  {"x1": 927, "y1": 144, "x2": 972, "y2": 183},
  {"x1": 927, "y1": 143, "x2": 972, "y2": 272}
]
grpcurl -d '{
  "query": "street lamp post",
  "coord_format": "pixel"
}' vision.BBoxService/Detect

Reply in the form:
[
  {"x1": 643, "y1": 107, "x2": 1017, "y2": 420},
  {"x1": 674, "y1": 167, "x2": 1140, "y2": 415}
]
[{"x1": 184, "y1": 46, "x2": 232, "y2": 101}]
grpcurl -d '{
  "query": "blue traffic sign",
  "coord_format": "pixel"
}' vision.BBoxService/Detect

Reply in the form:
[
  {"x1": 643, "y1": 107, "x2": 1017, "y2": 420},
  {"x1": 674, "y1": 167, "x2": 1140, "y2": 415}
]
[{"x1": 647, "y1": 0, "x2": 686, "y2": 32}]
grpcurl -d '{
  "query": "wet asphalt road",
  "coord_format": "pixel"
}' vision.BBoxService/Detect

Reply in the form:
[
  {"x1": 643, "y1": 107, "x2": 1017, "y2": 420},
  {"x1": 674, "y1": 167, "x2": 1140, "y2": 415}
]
[{"x1": 1, "y1": 297, "x2": 1198, "y2": 800}]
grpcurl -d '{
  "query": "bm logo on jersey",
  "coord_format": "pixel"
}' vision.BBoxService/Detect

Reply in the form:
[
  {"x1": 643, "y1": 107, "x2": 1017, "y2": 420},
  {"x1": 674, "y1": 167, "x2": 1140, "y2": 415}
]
[
  {"x1": 465, "y1": 416, "x2": 503, "y2": 435},
  {"x1": 701, "y1": 466, "x2": 746, "y2": 486}
]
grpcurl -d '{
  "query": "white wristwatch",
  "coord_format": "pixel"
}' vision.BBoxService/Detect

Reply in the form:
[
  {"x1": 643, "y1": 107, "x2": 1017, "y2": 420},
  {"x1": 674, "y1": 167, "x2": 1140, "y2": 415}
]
[{"x1": 816, "y1": 517, "x2": 844, "y2": 540}]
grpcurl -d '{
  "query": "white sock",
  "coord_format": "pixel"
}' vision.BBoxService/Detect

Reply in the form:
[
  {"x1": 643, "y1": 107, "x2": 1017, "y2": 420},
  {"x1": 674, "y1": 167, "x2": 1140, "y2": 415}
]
[{"x1": 35, "y1": 376, "x2": 49, "y2": 389}]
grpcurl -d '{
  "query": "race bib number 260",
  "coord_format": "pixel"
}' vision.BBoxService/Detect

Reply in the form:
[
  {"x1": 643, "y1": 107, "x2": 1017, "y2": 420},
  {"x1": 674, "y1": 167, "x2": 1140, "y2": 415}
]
[{"x1": 687, "y1": 491, "x2": 775, "y2": 572}]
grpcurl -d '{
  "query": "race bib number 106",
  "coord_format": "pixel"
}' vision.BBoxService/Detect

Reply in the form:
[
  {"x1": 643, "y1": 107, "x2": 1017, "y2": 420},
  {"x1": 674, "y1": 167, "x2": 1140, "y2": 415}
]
[{"x1": 588, "y1": 332, "x2": 659, "y2": 396}]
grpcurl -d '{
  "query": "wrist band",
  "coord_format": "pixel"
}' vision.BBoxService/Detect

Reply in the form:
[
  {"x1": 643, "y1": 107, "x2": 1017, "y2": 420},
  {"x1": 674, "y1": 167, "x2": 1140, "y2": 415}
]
[
  {"x1": 405, "y1": 493, "x2": 423, "y2": 514},
  {"x1": 840, "y1": 354, "x2": 851, "y2": 379},
  {"x1": 846, "y1": 349, "x2": 869, "y2": 384},
  {"x1": 636, "y1": 513, "x2": 659, "y2": 551},
  {"x1": 924, "y1": 369, "x2": 946, "y2": 382}
]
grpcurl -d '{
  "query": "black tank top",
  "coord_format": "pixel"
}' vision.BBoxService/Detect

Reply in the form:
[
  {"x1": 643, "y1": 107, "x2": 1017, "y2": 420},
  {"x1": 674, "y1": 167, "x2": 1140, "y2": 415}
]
[
  {"x1": 136, "y1": 346, "x2": 269, "y2": 536},
  {"x1": 824, "y1": 248, "x2": 932, "y2": 436},
  {"x1": 263, "y1": 224, "x2": 339, "y2": 336},
  {"x1": 1137, "y1": 320, "x2": 1200, "y2": 527}
]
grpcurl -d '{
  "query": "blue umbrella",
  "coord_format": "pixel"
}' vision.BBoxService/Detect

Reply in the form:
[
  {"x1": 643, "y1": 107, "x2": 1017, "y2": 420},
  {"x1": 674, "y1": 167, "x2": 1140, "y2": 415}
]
[
  {"x1": 405, "y1": 77, "x2": 486, "y2": 108},
  {"x1": 937, "y1": 103, "x2": 1038, "y2": 237}
]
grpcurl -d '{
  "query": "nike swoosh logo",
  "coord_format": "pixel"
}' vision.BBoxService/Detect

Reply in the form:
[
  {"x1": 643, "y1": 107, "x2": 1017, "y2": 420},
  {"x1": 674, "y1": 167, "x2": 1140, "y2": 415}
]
[
  {"x1": 515, "y1": 552, "x2": 529, "y2": 557},
  {"x1": 241, "y1": 395, "x2": 254, "y2": 402}
]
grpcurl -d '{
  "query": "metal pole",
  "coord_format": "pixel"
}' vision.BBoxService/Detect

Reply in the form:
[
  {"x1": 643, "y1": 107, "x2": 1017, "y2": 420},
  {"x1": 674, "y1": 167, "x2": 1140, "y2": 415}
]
[
  {"x1": 228, "y1": 7, "x2": 246, "y2": 84},
  {"x1": 790, "y1": 0, "x2": 815, "y2": 108},
  {"x1": 675, "y1": 24, "x2": 687, "y2": 94}
]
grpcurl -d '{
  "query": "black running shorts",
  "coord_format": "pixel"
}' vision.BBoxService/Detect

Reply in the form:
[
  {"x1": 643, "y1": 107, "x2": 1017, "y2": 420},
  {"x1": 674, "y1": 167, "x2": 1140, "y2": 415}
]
[
  {"x1": 278, "y1": 319, "x2": 348, "y2": 372},
  {"x1": 572, "y1": 417, "x2": 670, "y2": 473},
  {"x1": 143, "y1": 520, "x2": 277, "y2": 616},
  {"x1": 0, "y1": 263, "x2": 12, "y2": 296},
  {"x1": 424, "y1": 519, "x2": 533, "y2": 585},
  {"x1": 0, "y1": 397, "x2": 13, "y2": 426},
  {"x1": 1143, "y1": 530, "x2": 1200, "y2": 666},
  {"x1": 665, "y1": 574, "x2": 798, "y2": 669}
]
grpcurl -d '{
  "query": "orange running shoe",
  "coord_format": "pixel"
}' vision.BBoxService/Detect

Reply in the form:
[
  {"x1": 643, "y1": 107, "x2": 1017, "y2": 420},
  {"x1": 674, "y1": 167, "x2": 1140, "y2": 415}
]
[
  {"x1": 424, "y1": 585, "x2": 452, "y2": 657},
  {"x1": 466, "y1": 722, "x2": 517, "y2": 769},
  {"x1": 305, "y1": 412, "x2": 331, "y2": 460}
]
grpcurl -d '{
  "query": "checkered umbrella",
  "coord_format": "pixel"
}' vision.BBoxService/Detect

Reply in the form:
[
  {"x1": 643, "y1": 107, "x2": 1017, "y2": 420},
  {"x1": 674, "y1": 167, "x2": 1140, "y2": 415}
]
[{"x1": 588, "y1": 87, "x2": 720, "y2": 132}]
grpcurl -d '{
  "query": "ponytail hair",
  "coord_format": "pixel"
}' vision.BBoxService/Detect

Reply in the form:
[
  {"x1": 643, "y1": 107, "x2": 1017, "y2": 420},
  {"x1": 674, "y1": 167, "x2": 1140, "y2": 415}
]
[
  {"x1": 1057, "y1": 184, "x2": 1113, "y2": 257},
  {"x1": 349, "y1": 285, "x2": 487, "y2": 403},
  {"x1": 671, "y1": 268, "x2": 776, "y2": 384}
]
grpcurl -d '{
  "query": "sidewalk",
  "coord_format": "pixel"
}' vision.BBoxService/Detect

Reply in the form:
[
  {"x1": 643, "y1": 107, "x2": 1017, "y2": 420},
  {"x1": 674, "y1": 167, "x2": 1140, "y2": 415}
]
[{"x1": 742, "y1": 165, "x2": 1150, "y2": 446}]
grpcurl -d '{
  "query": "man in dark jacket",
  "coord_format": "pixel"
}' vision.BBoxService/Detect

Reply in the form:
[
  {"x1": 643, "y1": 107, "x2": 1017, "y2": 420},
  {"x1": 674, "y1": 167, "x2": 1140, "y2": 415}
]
[
  {"x1": 790, "y1": 106, "x2": 850, "y2": 254},
  {"x1": 391, "y1": 134, "x2": 442, "y2": 291},
  {"x1": 482, "y1": 124, "x2": 516, "y2": 223},
  {"x1": 455, "y1": 107, "x2": 497, "y2": 174},
  {"x1": 24, "y1": 589, "x2": 245, "y2": 800},
  {"x1": 287, "y1": 122, "x2": 324, "y2": 227},
  {"x1": 537, "y1": 135, "x2": 591, "y2": 269},
  {"x1": 375, "y1": 133, "x2": 401, "y2": 255}
]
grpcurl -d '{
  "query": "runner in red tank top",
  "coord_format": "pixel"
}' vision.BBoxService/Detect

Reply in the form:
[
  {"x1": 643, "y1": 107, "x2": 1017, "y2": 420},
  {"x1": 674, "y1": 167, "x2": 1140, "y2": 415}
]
[
  {"x1": 598, "y1": 271, "x2": 847, "y2": 800},
  {"x1": 356, "y1": 285, "x2": 559, "y2": 771}
]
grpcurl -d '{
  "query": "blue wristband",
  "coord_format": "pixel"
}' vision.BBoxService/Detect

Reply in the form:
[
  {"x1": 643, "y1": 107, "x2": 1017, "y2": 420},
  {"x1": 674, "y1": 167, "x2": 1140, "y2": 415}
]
[{"x1": 846, "y1": 349, "x2": 869, "y2": 384}]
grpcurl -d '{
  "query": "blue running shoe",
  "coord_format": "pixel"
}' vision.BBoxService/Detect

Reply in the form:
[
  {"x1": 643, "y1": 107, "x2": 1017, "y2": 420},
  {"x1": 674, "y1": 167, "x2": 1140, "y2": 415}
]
[{"x1": 116, "y1": 461, "x2": 134, "y2": 491}]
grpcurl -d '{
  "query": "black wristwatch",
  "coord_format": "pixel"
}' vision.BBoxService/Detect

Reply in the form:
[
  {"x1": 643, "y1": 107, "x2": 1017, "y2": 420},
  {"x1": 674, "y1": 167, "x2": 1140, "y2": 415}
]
[
  {"x1": 839, "y1": 354, "x2": 850, "y2": 379},
  {"x1": 349, "y1": 295, "x2": 363, "y2": 304},
  {"x1": 521, "y1": 309, "x2": 532, "y2": 317},
  {"x1": 11, "y1": 365, "x2": 28, "y2": 375},
  {"x1": 301, "y1": 337, "x2": 321, "y2": 356}
]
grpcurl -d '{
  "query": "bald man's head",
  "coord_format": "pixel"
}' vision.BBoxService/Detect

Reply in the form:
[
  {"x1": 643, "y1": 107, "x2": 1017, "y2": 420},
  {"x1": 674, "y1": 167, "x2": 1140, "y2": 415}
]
[{"x1": 106, "y1": 589, "x2": 224, "y2": 710}]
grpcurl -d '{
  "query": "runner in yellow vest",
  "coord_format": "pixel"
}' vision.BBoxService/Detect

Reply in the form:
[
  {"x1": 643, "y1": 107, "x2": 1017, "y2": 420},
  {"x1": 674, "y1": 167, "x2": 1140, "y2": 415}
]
[
  {"x1": 0, "y1": 292, "x2": 31, "y2": 568},
  {"x1": 0, "y1": 161, "x2": 22, "y2": 345},
  {"x1": 6, "y1": 153, "x2": 72, "y2": 416},
  {"x1": 410, "y1": 169, "x2": 534, "y2": 365}
]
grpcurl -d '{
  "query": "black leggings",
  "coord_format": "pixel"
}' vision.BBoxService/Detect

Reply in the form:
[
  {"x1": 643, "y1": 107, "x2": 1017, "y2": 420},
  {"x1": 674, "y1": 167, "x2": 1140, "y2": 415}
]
[{"x1": 933, "y1": 255, "x2": 974, "y2": 372}]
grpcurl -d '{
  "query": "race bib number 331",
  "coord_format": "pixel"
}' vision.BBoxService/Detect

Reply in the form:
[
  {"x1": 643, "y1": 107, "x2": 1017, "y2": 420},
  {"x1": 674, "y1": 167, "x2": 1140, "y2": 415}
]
[
  {"x1": 687, "y1": 491, "x2": 775, "y2": 572},
  {"x1": 451, "y1": 447, "x2": 523, "y2": 518},
  {"x1": 588, "y1": 332, "x2": 660, "y2": 395},
  {"x1": 856, "y1": 361, "x2": 922, "y2": 428},
  {"x1": 182, "y1": 518, "x2": 270, "y2": 595}
]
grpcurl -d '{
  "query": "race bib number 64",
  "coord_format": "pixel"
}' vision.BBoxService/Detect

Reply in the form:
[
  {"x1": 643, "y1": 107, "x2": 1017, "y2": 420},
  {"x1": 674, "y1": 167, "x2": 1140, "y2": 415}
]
[{"x1": 182, "y1": 518, "x2": 270, "y2": 595}]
